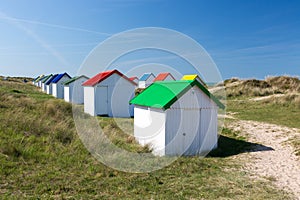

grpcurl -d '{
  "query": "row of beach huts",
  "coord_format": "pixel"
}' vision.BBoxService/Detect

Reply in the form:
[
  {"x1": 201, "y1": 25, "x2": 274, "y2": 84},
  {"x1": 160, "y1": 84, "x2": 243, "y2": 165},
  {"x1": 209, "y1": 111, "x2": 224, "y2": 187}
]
[{"x1": 32, "y1": 69, "x2": 224, "y2": 156}]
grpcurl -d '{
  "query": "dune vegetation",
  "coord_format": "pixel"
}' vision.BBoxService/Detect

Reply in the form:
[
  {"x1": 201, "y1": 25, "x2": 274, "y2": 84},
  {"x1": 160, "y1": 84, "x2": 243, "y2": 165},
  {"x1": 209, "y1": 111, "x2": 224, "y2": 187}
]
[
  {"x1": 223, "y1": 76, "x2": 300, "y2": 98},
  {"x1": 222, "y1": 76, "x2": 300, "y2": 158},
  {"x1": 0, "y1": 77, "x2": 296, "y2": 199}
]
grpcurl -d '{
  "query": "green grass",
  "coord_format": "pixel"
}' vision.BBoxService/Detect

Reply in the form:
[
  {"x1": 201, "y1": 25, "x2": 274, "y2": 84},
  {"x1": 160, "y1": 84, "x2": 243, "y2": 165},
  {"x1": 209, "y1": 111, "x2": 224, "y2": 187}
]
[
  {"x1": 227, "y1": 99, "x2": 300, "y2": 129},
  {"x1": 0, "y1": 79, "x2": 292, "y2": 199}
]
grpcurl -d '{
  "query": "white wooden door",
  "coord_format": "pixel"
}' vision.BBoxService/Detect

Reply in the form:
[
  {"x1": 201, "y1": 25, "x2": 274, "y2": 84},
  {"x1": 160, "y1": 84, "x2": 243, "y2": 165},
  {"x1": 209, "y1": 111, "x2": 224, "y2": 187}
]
[
  {"x1": 167, "y1": 109, "x2": 200, "y2": 156},
  {"x1": 180, "y1": 109, "x2": 200, "y2": 155},
  {"x1": 97, "y1": 86, "x2": 108, "y2": 115}
]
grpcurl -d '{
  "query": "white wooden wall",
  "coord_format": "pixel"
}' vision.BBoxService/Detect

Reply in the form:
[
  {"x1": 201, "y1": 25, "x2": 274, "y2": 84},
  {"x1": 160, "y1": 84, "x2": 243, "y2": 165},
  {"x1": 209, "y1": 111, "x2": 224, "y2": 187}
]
[
  {"x1": 52, "y1": 83, "x2": 58, "y2": 97},
  {"x1": 72, "y1": 77, "x2": 88, "y2": 104},
  {"x1": 43, "y1": 83, "x2": 48, "y2": 92},
  {"x1": 46, "y1": 84, "x2": 52, "y2": 95},
  {"x1": 94, "y1": 73, "x2": 135, "y2": 117},
  {"x1": 138, "y1": 75, "x2": 155, "y2": 88},
  {"x1": 52, "y1": 75, "x2": 70, "y2": 99},
  {"x1": 138, "y1": 81, "x2": 147, "y2": 88},
  {"x1": 165, "y1": 86, "x2": 218, "y2": 156},
  {"x1": 133, "y1": 85, "x2": 219, "y2": 156},
  {"x1": 84, "y1": 87, "x2": 95, "y2": 116},
  {"x1": 64, "y1": 77, "x2": 88, "y2": 104},
  {"x1": 199, "y1": 108, "x2": 218, "y2": 154},
  {"x1": 134, "y1": 106, "x2": 166, "y2": 156},
  {"x1": 38, "y1": 81, "x2": 42, "y2": 87},
  {"x1": 41, "y1": 83, "x2": 46, "y2": 92},
  {"x1": 64, "y1": 86, "x2": 70, "y2": 102}
]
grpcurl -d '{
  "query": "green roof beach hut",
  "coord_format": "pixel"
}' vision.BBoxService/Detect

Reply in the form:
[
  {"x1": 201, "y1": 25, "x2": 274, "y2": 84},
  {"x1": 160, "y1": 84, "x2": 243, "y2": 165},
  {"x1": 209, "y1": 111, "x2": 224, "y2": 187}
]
[{"x1": 130, "y1": 79, "x2": 224, "y2": 156}]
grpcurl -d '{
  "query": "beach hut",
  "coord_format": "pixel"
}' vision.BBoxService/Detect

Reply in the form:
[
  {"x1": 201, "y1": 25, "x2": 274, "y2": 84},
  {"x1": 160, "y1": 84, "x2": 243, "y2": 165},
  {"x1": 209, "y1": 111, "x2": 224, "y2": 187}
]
[
  {"x1": 82, "y1": 69, "x2": 137, "y2": 117},
  {"x1": 64, "y1": 75, "x2": 89, "y2": 104},
  {"x1": 32, "y1": 75, "x2": 43, "y2": 85},
  {"x1": 181, "y1": 74, "x2": 207, "y2": 88},
  {"x1": 153, "y1": 72, "x2": 175, "y2": 82},
  {"x1": 51, "y1": 73, "x2": 71, "y2": 99},
  {"x1": 129, "y1": 77, "x2": 139, "y2": 85},
  {"x1": 46, "y1": 74, "x2": 58, "y2": 95},
  {"x1": 41, "y1": 74, "x2": 53, "y2": 92},
  {"x1": 32, "y1": 76, "x2": 39, "y2": 85},
  {"x1": 138, "y1": 73, "x2": 155, "y2": 88},
  {"x1": 38, "y1": 76, "x2": 47, "y2": 89},
  {"x1": 37, "y1": 76, "x2": 46, "y2": 87},
  {"x1": 34, "y1": 75, "x2": 44, "y2": 87},
  {"x1": 36, "y1": 76, "x2": 45, "y2": 87},
  {"x1": 130, "y1": 79, "x2": 225, "y2": 156}
]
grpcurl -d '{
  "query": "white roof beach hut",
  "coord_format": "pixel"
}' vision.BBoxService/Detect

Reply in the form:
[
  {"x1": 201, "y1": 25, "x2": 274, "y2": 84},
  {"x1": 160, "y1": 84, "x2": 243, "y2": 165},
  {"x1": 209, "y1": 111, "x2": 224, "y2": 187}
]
[
  {"x1": 153, "y1": 72, "x2": 175, "y2": 82},
  {"x1": 82, "y1": 69, "x2": 137, "y2": 117},
  {"x1": 138, "y1": 73, "x2": 155, "y2": 88},
  {"x1": 45, "y1": 74, "x2": 58, "y2": 95},
  {"x1": 51, "y1": 73, "x2": 71, "y2": 99},
  {"x1": 64, "y1": 75, "x2": 89, "y2": 104},
  {"x1": 130, "y1": 79, "x2": 225, "y2": 156}
]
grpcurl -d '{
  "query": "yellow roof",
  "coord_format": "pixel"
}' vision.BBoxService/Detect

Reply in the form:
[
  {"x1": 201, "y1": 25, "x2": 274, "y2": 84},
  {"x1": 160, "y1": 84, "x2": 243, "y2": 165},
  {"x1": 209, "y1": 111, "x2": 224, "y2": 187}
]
[
  {"x1": 181, "y1": 74, "x2": 199, "y2": 81},
  {"x1": 181, "y1": 74, "x2": 207, "y2": 87}
]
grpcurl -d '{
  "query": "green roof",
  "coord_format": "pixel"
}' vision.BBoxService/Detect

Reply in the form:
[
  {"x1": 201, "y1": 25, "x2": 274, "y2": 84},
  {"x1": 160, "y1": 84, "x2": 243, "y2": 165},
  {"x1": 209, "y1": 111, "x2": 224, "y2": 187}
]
[
  {"x1": 130, "y1": 80, "x2": 225, "y2": 110},
  {"x1": 63, "y1": 75, "x2": 89, "y2": 85},
  {"x1": 41, "y1": 74, "x2": 53, "y2": 83},
  {"x1": 33, "y1": 75, "x2": 43, "y2": 82},
  {"x1": 34, "y1": 75, "x2": 45, "y2": 82}
]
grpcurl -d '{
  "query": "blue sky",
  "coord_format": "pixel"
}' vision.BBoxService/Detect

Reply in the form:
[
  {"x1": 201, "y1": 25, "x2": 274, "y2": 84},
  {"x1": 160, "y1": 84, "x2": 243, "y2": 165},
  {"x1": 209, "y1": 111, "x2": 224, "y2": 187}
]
[{"x1": 0, "y1": 0, "x2": 299, "y2": 80}]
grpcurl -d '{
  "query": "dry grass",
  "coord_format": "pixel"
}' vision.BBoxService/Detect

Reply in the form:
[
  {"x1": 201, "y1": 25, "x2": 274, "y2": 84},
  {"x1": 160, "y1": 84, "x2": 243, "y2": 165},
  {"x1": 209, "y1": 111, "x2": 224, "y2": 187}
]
[
  {"x1": 223, "y1": 76, "x2": 300, "y2": 98},
  {"x1": 266, "y1": 76, "x2": 300, "y2": 93},
  {"x1": 0, "y1": 75, "x2": 33, "y2": 83},
  {"x1": 261, "y1": 93, "x2": 300, "y2": 108},
  {"x1": 291, "y1": 135, "x2": 300, "y2": 156}
]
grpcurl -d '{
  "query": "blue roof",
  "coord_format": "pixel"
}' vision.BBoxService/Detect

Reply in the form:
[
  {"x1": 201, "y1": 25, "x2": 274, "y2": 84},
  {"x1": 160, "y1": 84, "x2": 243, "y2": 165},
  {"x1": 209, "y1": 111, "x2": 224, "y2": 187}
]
[
  {"x1": 51, "y1": 73, "x2": 71, "y2": 83},
  {"x1": 45, "y1": 74, "x2": 58, "y2": 85},
  {"x1": 139, "y1": 73, "x2": 155, "y2": 81}
]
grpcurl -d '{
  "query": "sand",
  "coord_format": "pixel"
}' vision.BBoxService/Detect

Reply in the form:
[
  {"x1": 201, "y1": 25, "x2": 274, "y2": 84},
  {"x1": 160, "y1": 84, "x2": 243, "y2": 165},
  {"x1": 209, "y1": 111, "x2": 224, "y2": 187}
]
[{"x1": 227, "y1": 120, "x2": 300, "y2": 199}]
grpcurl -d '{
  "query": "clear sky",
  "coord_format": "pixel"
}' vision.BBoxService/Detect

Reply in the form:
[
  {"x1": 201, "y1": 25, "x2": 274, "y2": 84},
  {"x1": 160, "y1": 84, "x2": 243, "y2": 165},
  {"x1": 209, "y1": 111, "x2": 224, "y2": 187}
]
[{"x1": 0, "y1": 0, "x2": 299, "y2": 80}]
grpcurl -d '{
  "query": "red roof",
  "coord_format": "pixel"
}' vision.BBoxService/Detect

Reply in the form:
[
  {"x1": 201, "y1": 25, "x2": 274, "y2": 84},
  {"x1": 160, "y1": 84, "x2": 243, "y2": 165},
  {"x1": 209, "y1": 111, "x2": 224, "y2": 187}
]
[
  {"x1": 129, "y1": 76, "x2": 138, "y2": 81},
  {"x1": 82, "y1": 69, "x2": 137, "y2": 86},
  {"x1": 153, "y1": 73, "x2": 175, "y2": 82}
]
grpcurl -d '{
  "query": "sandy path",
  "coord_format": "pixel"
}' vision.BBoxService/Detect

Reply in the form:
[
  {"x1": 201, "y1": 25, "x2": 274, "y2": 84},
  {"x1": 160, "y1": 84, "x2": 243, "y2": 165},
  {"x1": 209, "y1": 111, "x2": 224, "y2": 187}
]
[
  {"x1": 227, "y1": 120, "x2": 300, "y2": 199},
  {"x1": 250, "y1": 93, "x2": 285, "y2": 101}
]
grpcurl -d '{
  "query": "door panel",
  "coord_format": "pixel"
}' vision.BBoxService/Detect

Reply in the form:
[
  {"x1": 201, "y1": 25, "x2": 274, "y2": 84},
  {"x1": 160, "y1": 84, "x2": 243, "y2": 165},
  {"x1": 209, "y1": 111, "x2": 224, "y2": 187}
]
[{"x1": 97, "y1": 86, "x2": 108, "y2": 115}]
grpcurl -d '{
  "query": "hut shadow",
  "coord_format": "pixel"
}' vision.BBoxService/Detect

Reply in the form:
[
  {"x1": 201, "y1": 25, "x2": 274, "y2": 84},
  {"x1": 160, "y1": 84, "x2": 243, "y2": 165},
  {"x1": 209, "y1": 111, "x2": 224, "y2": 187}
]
[{"x1": 208, "y1": 135, "x2": 274, "y2": 158}]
